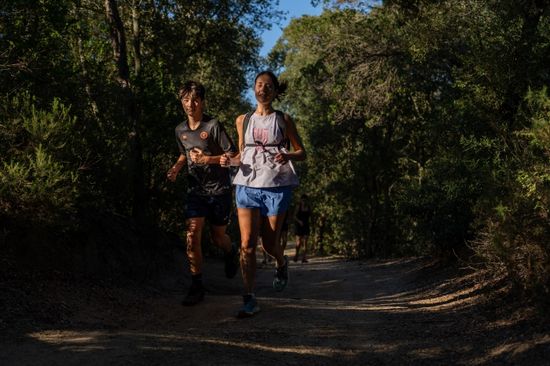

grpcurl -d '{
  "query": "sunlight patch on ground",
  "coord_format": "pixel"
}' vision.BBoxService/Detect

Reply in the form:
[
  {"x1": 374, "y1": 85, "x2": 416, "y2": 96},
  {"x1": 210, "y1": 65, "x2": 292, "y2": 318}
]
[
  {"x1": 408, "y1": 285, "x2": 480, "y2": 308},
  {"x1": 28, "y1": 331, "x2": 109, "y2": 351},
  {"x1": 467, "y1": 334, "x2": 550, "y2": 365},
  {"x1": 270, "y1": 297, "x2": 409, "y2": 311},
  {"x1": 277, "y1": 303, "x2": 409, "y2": 311},
  {"x1": 488, "y1": 334, "x2": 550, "y2": 358},
  {"x1": 407, "y1": 346, "x2": 445, "y2": 359},
  {"x1": 265, "y1": 293, "x2": 477, "y2": 312},
  {"x1": 189, "y1": 337, "x2": 355, "y2": 357},
  {"x1": 27, "y1": 330, "x2": 357, "y2": 357}
]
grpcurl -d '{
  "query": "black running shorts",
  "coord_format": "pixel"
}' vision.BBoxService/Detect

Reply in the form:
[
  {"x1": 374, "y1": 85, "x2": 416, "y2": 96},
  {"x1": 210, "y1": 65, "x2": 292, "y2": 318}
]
[{"x1": 184, "y1": 193, "x2": 232, "y2": 226}]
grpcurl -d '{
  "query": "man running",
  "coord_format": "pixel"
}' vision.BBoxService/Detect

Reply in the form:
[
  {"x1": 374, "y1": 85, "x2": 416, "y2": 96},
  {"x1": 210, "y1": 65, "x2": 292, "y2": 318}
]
[{"x1": 167, "y1": 80, "x2": 239, "y2": 306}]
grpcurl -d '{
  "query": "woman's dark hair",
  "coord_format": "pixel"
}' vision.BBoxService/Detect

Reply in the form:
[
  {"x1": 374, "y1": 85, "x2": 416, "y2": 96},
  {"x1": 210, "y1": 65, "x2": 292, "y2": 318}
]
[
  {"x1": 255, "y1": 70, "x2": 287, "y2": 100},
  {"x1": 178, "y1": 80, "x2": 205, "y2": 100}
]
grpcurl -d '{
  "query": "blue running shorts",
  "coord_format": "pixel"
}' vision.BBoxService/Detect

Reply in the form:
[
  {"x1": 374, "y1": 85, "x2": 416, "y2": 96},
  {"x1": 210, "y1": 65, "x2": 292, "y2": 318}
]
[{"x1": 236, "y1": 185, "x2": 292, "y2": 217}]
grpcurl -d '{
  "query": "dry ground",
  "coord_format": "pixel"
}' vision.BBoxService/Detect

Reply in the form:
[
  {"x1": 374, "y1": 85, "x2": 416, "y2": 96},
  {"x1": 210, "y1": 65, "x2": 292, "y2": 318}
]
[{"x1": 1, "y1": 243, "x2": 549, "y2": 366}]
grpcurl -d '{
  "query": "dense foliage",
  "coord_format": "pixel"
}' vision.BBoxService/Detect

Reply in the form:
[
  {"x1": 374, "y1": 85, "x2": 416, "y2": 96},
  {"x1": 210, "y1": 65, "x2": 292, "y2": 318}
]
[
  {"x1": 1, "y1": 0, "x2": 549, "y2": 299},
  {"x1": 270, "y1": 0, "x2": 550, "y2": 298},
  {"x1": 1, "y1": 0, "x2": 280, "y2": 231}
]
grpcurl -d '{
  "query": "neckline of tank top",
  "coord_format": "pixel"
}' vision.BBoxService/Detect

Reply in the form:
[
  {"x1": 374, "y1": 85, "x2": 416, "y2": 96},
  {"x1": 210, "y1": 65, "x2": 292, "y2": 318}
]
[{"x1": 252, "y1": 111, "x2": 276, "y2": 118}]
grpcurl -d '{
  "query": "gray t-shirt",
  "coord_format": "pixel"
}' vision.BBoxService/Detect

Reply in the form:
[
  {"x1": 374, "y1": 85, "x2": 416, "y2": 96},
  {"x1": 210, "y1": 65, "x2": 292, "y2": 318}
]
[
  {"x1": 175, "y1": 114, "x2": 236, "y2": 196},
  {"x1": 232, "y1": 112, "x2": 299, "y2": 188}
]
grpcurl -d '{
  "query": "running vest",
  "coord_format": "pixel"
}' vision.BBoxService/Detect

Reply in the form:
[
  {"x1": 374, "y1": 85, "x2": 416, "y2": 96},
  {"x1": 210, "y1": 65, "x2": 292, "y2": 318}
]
[
  {"x1": 232, "y1": 111, "x2": 299, "y2": 188},
  {"x1": 241, "y1": 110, "x2": 289, "y2": 150}
]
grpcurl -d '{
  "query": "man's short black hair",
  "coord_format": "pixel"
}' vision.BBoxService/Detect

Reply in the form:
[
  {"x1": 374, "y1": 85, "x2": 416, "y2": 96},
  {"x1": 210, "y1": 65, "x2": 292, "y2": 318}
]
[{"x1": 178, "y1": 80, "x2": 205, "y2": 100}]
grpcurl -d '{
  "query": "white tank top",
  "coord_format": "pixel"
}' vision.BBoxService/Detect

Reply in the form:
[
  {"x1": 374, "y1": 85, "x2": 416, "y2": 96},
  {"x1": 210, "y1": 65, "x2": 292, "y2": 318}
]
[{"x1": 232, "y1": 112, "x2": 299, "y2": 188}]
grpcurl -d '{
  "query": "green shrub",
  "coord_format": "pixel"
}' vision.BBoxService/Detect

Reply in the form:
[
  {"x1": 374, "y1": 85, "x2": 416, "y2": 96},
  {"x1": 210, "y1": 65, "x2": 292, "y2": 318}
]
[
  {"x1": 0, "y1": 94, "x2": 79, "y2": 220},
  {"x1": 473, "y1": 88, "x2": 550, "y2": 299}
]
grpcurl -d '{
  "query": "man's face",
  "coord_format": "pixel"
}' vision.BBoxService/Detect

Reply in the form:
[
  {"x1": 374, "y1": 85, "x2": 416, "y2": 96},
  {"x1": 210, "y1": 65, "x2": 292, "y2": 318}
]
[{"x1": 181, "y1": 93, "x2": 204, "y2": 117}]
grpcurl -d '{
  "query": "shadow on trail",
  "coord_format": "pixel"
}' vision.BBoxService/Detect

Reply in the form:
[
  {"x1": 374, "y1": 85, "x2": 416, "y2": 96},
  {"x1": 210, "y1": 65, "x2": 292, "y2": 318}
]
[{"x1": 1, "y1": 256, "x2": 548, "y2": 366}]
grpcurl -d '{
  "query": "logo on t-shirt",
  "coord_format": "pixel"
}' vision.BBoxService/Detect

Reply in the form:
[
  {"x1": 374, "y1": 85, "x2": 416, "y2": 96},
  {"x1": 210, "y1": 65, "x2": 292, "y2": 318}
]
[
  {"x1": 200, "y1": 131, "x2": 209, "y2": 140},
  {"x1": 253, "y1": 128, "x2": 269, "y2": 148},
  {"x1": 181, "y1": 134, "x2": 187, "y2": 141}
]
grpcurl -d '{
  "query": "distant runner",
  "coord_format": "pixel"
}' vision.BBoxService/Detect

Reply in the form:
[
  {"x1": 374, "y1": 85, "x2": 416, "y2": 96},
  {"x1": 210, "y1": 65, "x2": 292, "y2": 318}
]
[{"x1": 294, "y1": 194, "x2": 312, "y2": 263}]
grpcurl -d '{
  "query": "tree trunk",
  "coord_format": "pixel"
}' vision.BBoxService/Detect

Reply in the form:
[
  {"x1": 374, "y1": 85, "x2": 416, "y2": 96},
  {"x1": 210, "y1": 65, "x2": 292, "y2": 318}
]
[
  {"x1": 500, "y1": 2, "x2": 545, "y2": 129},
  {"x1": 104, "y1": 0, "x2": 148, "y2": 225},
  {"x1": 131, "y1": 0, "x2": 142, "y2": 77},
  {"x1": 76, "y1": 37, "x2": 100, "y2": 122}
]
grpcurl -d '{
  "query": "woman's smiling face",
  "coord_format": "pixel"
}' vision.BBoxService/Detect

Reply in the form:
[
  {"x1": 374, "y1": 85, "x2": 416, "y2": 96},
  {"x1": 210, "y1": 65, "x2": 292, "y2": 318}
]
[{"x1": 254, "y1": 73, "x2": 276, "y2": 104}]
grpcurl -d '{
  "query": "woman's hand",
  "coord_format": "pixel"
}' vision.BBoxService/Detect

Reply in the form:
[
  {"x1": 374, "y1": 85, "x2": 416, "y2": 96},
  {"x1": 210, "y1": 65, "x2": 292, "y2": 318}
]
[
  {"x1": 220, "y1": 153, "x2": 240, "y2": 167},
  {"x1": 274, "y1": 152, "x2": 289, "y2": 165}
]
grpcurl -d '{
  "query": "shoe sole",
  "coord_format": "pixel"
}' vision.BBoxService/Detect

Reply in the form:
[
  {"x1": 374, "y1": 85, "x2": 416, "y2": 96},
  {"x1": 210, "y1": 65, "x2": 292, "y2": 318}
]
[
  {"x1": 273, "y1": 280, "x2": 288, "y2": 292},
  {"x1": 237, "y1": 306, "x2": 260, "y2": 318}
]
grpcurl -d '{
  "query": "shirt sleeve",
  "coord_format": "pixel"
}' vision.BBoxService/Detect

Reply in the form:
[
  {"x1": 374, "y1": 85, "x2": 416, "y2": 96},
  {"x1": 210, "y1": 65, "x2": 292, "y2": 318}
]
[{"x1": 175, "y1": 127, "x2": 185, "y2": 154}]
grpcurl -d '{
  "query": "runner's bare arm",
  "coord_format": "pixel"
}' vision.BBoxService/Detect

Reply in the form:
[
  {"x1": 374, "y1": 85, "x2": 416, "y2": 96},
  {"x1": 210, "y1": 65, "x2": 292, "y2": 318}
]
[
  {"x1": 167, "y1": 153, "x2": 186, "y2": 181},
  {"x1": 220, "y1": 114, "x2": 244, "y2": 167},
  {"x1": 236, "y1": 114, "x2": 246, "y2": 153},
  {"x1": 274, "y1": 113, "x2": 306, "y2": 164},
  {"x1": 189, "y1": 148, "x2": 238, "y2": 166}
]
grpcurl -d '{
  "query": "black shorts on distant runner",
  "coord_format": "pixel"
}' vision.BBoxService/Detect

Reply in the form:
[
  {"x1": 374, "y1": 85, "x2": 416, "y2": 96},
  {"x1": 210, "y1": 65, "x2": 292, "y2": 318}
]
[
  {"x1": 185, "y1": 193, "x2": 232, "y2": 226},
  {"x1": 295, "y1": 223, "x2": 310, "y2": 237}
]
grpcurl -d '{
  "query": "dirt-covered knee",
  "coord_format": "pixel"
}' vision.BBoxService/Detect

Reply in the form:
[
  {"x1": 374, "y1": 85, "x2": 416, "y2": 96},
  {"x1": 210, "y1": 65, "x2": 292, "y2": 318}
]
[
  {"x1": 186, "y1": 231, "x2": 200, "y2": 253},
  {"x1": 241, "y1": 245, "x2": 256, "y2": 256}
]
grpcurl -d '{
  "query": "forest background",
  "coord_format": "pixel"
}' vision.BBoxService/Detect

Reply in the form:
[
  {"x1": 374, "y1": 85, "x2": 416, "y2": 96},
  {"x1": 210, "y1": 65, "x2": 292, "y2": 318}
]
[{"x1": 1, "y1": 0, "x2": 549, "y2": 307}]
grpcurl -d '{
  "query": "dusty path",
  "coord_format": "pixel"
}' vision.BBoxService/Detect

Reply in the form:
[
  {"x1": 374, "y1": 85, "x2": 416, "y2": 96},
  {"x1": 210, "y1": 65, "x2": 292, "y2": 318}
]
[{"x1": 1, "y1": 244, "x2": 548, "y2": 366}]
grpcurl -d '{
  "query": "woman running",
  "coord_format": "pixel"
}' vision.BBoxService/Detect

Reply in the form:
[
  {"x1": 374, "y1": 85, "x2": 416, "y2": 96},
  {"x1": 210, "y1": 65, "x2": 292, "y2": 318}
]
[{"x1": 223, "y1": 70, "x2": 306, "y2": 318}]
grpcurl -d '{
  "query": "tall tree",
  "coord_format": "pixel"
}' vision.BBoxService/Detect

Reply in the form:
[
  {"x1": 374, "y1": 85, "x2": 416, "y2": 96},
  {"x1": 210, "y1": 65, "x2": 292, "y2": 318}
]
[{"x1": 104, "y1": 0, "x2": 147, "y2": 223}]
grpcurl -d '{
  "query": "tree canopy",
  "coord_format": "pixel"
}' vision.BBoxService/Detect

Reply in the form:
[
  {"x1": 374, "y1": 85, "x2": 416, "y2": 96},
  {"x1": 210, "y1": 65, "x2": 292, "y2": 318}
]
[{"x1": 269, "y1": 0, "x2": 550, "y2": 298}]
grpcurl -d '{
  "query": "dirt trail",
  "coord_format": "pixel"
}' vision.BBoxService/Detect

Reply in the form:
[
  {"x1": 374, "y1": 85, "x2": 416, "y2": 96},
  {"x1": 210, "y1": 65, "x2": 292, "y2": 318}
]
[{"x1": 1, "y1": 244, "x2": 548, "y2": 366}]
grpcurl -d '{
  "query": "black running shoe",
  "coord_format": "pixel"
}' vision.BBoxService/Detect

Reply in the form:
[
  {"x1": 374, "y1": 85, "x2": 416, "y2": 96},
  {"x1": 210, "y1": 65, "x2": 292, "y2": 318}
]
[
  {"x1": 224, "y1": 243, "x2": 240, "y2": 279},
  {"x1": 182, "y1": 284, "x2": 205, "y2": 306},
  {"x1": 273, "y1": 255, "x2": 289, "y2": 292}
]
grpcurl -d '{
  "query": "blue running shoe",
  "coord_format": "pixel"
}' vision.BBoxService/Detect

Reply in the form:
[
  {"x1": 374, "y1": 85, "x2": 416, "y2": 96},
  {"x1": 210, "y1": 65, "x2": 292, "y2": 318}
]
[
  {"x1": 273, "y1": 255, "x2": 289, "y2": 292},
  {"x1": 237, "y1": 294, "x2": 260, "y2": 318}
]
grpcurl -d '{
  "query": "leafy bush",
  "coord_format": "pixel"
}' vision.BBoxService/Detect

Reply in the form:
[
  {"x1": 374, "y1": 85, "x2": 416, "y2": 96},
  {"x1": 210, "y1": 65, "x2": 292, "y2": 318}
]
[
  {"x1": 472, "y1": 88, "x2": 550, "y2": 299},
  {"x1": 0, "y1": 94, "x2": 79, "y2": 220}
]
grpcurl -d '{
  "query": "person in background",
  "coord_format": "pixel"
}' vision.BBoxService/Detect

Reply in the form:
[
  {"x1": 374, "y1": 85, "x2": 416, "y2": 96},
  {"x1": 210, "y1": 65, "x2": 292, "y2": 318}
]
[
  {"x1": 279, "y1": 210, "x2": 290, "y2": 253},
  {"x1": 261, "y1": 236, "x2": 273, "y2": 266},
  {"x1": 294, "y1": 194, "x2": 312, "y2": 263}
]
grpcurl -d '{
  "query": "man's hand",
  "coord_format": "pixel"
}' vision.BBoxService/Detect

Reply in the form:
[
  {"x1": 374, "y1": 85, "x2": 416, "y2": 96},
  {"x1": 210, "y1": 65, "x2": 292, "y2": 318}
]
[
  {"x1": 189, "y1": 148, "x2": 207, "y2": 165},
  {"x1": 167, "y1": 166, "x2": 179, "y2": 182}
]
